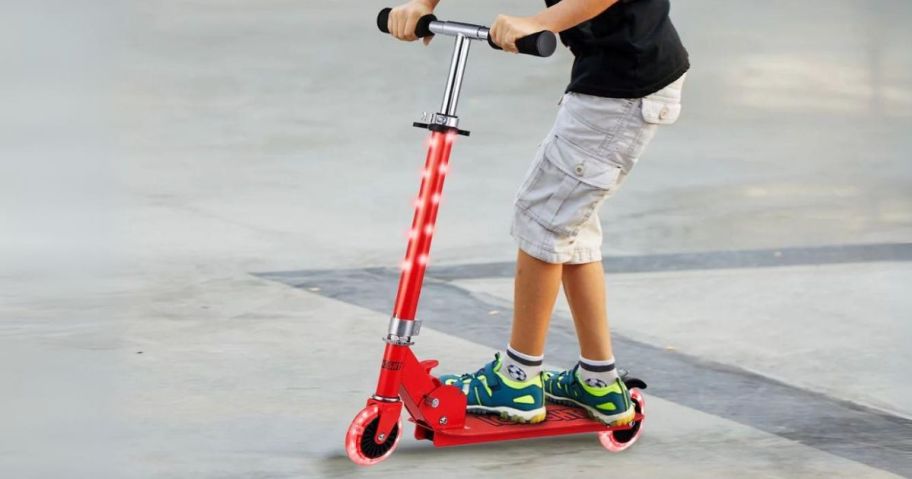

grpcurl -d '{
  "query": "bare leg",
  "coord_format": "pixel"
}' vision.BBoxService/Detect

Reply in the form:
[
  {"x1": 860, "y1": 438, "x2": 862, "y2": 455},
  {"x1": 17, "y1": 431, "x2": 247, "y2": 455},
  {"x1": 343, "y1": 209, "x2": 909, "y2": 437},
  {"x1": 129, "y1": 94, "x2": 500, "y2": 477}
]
[
  {"x1": 561, "y1": 260, "x2": 613, "y2": 360},
  {"x1": 508, "y1": 249, "x2": 563, "y2": 356}
]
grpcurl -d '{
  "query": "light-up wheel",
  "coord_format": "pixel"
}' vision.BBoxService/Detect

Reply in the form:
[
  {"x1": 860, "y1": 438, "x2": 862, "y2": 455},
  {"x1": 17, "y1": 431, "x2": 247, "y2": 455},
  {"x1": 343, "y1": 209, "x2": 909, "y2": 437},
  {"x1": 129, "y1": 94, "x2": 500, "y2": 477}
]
[
  {"x1": 344, "y1": 405, "x2": 402, "y2": 466},
  {"x1": 598, "y1": 388, "x2": 645, "y2": 452}
]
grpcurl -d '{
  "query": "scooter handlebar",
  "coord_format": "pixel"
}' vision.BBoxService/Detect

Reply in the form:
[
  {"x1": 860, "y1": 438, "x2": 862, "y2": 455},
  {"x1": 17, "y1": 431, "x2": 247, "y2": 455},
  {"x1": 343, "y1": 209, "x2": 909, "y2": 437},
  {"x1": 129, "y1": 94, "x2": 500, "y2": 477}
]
[{"x1": 377, "y1": 8, "x2": 557, "y2": 58}]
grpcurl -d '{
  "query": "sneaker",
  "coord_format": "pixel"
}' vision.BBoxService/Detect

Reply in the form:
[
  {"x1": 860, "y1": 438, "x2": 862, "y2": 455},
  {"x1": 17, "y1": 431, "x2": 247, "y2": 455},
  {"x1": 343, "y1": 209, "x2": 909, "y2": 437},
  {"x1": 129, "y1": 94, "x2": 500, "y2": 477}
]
[
  {"x1": 438, "y1": 353, "x2": 546, "y2": 423},
  {"x1": 543, "y1": 364, "x2": 635, "y2": 426}
]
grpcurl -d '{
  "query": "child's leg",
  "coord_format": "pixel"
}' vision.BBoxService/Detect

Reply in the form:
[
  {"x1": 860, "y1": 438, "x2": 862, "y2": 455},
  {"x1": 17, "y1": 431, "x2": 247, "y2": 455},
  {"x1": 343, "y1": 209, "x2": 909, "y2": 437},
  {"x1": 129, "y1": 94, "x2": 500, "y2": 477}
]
[
  {"x1": 562, "y1": 260, "x2": 613, "y2": 360},
  {"x1": 543, "y1": 259, "x2": 633, "y2": 426},
  {"x1": 436, "y1": 247, "x2": 553, "y2": 423},
  {"x1": 508, "y1": 249, "x2": 563, "y2": 357}
]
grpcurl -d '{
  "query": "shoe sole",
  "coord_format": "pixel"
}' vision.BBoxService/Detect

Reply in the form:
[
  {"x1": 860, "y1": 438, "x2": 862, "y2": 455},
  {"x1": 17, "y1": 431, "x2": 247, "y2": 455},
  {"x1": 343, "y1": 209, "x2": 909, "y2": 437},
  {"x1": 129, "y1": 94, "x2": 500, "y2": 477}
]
[
  {"x1": 544, "y1": 393, "x2": 635, "y2": 426},
  {"x1": 466, "y1": 405, "x2": 547, "y2": 424}
]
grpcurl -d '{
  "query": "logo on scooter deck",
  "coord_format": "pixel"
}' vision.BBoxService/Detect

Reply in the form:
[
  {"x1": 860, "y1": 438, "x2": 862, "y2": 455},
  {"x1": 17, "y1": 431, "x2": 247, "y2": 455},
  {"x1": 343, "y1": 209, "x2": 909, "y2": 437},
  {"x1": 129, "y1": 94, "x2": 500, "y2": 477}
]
[
  {"x1": 381, "y1": 359, "x2": 403, "y2": 371},
  {"x1": 475, "y1": 407, "x2": 589, "y2": 426}
]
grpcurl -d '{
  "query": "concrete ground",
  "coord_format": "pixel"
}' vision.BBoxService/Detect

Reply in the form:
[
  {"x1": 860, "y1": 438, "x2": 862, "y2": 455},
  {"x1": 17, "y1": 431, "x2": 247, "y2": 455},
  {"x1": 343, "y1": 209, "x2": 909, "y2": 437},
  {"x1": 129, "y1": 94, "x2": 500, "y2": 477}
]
[{"x1": 2, "y1": 0, "x2": 911, "y2": 478}]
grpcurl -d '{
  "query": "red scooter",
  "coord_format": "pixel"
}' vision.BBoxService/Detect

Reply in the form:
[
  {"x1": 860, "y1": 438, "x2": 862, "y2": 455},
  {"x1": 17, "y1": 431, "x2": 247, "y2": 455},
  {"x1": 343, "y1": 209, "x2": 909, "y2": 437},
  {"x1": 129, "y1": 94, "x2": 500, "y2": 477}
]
[{"x1": 344, "y1": 8, "x2": 648, "y2": 465}]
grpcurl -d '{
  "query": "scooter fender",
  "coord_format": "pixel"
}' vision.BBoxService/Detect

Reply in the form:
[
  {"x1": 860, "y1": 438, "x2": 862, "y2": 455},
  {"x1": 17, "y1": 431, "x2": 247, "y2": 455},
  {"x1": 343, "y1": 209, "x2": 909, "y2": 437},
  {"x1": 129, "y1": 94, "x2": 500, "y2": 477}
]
[{"x1": 365, "y1": 398, "x2": 403, "y2": 443}]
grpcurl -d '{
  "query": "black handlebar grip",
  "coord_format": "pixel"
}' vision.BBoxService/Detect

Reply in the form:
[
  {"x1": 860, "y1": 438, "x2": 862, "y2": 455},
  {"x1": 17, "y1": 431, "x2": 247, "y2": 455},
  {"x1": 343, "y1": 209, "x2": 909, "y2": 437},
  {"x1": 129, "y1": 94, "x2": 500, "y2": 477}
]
[
  {"x1": 414, "y1": 14, "x2": 437, "y2": 38},
  {"x1": 487, "y1": 31, "x2": 557, "y2": 57},
  {"x1": 377, "y1": 7, "x2": 393, "y2": 33},
  {"x1": 517, "y1": 31, "x2": 557, "y2": 57},
  {"x1": 377, "y1": 8, "x2": 437, "y2": 38}
]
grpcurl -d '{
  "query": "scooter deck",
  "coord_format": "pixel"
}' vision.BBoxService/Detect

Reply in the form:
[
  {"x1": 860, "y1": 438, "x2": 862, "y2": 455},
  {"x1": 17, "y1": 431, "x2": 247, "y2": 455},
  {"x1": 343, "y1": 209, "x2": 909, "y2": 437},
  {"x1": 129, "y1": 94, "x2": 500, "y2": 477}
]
[{"x1": 415, "y1": 404, "x2": 642, "y2": 447}]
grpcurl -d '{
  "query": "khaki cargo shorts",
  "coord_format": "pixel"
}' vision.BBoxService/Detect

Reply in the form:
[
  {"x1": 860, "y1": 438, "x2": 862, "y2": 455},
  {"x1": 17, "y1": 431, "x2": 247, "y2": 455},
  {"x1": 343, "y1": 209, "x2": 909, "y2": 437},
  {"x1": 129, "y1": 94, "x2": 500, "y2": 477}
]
[{"x1": 511, "y1": 74, "x2": 686, "y2": 264}]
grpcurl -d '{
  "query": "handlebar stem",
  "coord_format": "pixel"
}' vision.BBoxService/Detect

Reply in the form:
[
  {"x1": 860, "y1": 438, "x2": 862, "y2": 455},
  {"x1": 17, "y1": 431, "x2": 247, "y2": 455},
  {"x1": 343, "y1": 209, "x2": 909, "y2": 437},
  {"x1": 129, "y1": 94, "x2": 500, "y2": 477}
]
[{"x1": 440, "y1": 34, "x2": 472, "y2": 118}]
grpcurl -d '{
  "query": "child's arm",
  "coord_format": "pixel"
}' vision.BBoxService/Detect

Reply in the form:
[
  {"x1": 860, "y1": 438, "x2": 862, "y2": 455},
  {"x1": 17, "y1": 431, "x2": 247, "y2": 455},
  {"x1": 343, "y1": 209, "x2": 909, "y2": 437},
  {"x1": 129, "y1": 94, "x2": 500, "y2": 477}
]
[{"x1": 492, "y1": 0, "x2": 619, "y2": 53}]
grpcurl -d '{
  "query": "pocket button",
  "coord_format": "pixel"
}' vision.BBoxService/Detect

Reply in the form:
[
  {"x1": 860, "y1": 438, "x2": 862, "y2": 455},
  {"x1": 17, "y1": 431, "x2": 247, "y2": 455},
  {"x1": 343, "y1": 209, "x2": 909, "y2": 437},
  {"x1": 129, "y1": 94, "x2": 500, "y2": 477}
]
[
  {"x1": 659, "y1": 106, "x2": 670, "y2": 121},
  {"x1": 575, "y1": 164, "x2": 585, "y2": 176}
]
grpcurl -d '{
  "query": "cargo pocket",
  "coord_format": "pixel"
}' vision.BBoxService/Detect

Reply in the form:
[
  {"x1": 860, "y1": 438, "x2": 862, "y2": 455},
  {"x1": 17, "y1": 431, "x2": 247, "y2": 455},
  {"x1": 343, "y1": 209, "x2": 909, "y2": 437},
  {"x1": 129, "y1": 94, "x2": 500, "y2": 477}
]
[
  {"x1": 640, "y1": 97, "x2": 681, "y2": 125},
  {"x1": 515, "y1": 136, "x2": 623, "y2": 237},
  {"x1": 620, "y1": 89, "x2": 683, "y2": 167},
  {"x1": 641, "y1": 73, "x2": 685, "y2": 125}
]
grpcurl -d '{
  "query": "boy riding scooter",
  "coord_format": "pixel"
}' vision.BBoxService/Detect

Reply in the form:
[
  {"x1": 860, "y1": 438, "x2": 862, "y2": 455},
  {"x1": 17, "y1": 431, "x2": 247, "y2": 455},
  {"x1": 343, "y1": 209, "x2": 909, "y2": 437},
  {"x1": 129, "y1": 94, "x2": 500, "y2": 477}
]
[{"x1": 387, "y1": 0, "x2": 688, "y2": 425}]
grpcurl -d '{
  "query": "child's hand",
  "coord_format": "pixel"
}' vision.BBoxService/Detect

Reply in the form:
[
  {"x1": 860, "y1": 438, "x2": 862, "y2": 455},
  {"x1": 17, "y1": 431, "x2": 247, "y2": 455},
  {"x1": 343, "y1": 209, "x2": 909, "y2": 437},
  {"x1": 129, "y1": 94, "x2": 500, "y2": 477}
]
[
  {"x1": 490, "y1": 15, "x2": 548, "y2": 53},
  {"x1": 388, "y1": 0, "x2": 437, "y2": 45}
]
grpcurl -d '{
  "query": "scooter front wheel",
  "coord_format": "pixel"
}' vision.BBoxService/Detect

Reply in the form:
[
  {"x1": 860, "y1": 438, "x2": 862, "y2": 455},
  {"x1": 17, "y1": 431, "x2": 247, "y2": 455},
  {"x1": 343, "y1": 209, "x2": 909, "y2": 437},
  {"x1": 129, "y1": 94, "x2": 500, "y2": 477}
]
[
  {"x1": 344, "y1": 405, "x2": 403, "y2": 466},
  {"x1": 598, "y1": 388, "x2": 646, "y2": 453}
]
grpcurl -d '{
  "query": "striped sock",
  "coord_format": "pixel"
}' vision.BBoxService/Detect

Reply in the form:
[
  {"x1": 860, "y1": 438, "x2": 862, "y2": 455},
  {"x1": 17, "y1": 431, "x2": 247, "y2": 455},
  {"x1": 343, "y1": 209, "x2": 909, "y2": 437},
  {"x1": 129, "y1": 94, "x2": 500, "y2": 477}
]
[
  {"x1": 578, "y1": 356, "x2": 619, "y2": 388},
  {"x1": 500, "y1": 345, "x2": 543, "y2": 383}
]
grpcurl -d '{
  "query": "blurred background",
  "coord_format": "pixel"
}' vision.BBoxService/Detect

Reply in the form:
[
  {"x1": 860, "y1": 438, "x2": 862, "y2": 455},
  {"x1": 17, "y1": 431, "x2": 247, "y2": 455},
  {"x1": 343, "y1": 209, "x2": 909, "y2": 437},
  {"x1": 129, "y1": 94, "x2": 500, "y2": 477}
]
[{"x1": 1, "y1": 1, "x2": 910, "y2": 477}]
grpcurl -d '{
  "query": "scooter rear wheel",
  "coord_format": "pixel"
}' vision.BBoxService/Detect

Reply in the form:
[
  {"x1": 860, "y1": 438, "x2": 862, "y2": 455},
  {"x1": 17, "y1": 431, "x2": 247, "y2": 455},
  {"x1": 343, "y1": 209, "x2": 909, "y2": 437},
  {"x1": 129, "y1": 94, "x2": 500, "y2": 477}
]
[
  {"x1": 345, "y1": 405, "x2": 402, "y2": 466},
  {"x1": 598, "y1": 388, "x2": 646, "y2": 453}
]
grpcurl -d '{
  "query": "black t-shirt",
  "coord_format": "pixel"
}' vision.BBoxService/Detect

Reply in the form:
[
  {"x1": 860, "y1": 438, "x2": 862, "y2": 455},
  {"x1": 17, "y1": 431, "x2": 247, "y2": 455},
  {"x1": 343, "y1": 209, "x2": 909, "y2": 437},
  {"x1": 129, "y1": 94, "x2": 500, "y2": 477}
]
[{"x1": 548, "y1": 0, "x2": 690, "y2": 98}]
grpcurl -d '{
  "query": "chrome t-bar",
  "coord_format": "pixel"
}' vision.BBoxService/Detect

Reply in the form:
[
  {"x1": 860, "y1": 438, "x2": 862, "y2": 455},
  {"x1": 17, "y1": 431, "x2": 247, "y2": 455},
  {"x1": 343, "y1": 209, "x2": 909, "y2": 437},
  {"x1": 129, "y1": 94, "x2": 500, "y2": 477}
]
[
  {"x1": 429, "y1": 21, "x2": 490, "y2": 41},
  {"x1": 377, "y1": 8, "x2": 557, "y2": 132},
  {"x1": 376, "y1": 8, "x2": 556, "y2": 56}
]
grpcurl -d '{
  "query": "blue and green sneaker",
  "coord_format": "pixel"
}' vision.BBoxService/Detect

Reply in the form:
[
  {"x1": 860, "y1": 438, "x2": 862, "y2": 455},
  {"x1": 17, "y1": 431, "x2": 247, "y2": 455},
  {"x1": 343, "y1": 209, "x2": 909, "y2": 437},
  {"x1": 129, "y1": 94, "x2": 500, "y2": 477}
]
[
  {"x1": 543, "y1": 365, "x2": 635, "y2": 426},
  {"x1": 438, "y1": 353, "x2": 546, "y2": 423}
]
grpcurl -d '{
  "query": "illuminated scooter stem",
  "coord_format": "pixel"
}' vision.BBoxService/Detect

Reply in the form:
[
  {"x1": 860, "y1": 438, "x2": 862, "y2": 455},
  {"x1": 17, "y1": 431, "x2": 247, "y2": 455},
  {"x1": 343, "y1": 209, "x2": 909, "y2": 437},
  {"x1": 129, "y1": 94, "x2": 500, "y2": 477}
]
[
  {"x1": 376, "y1": 32, "x2": 474, "y2": 400},
  {"x1": 389, "y1": 130, "x2": 454, "y2": 324},
  {"x1": 389, "y1": 35, "x2": 472, "y2": 323}
]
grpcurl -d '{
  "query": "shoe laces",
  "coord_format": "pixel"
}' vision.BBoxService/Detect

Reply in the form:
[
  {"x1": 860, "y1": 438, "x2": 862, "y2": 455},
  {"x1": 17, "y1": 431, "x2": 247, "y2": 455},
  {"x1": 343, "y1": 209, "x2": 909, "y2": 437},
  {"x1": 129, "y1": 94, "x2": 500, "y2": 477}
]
[{"x1": 457, "y1": 354, "x2": 498, "y2": 383}]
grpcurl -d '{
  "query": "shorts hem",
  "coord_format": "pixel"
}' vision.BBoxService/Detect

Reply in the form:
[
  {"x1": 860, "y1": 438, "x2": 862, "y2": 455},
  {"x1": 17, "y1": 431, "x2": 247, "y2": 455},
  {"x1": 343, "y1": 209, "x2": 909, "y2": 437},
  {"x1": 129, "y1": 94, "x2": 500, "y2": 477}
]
[
  {"x1": 512, "y1": 216, "x2": 602, "y2": 265},
  {"x1": 566, "y1": 248, "x2": 602, "y2": 265},
  {"x1": 513, "y1": 232, "x2": 567, "y2": 264}
]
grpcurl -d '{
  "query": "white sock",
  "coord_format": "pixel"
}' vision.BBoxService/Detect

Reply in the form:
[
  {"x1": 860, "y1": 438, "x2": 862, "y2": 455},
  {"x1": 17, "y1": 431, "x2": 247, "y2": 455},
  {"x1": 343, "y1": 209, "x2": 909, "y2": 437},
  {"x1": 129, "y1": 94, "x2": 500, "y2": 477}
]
[
  {"x1": 500, "y1": 345, "x2": 543, "y2": 382},
  {"x1": 578, "y1": 355, "x2": 619, "y2": 388}
]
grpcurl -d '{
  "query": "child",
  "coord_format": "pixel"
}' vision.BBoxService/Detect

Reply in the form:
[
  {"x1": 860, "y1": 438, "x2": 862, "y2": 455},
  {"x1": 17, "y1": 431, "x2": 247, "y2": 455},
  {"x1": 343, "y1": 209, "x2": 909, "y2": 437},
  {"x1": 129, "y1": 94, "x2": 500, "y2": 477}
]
[{"x1": 387, "y1": 0, "x2": 688, "y2": 425}]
